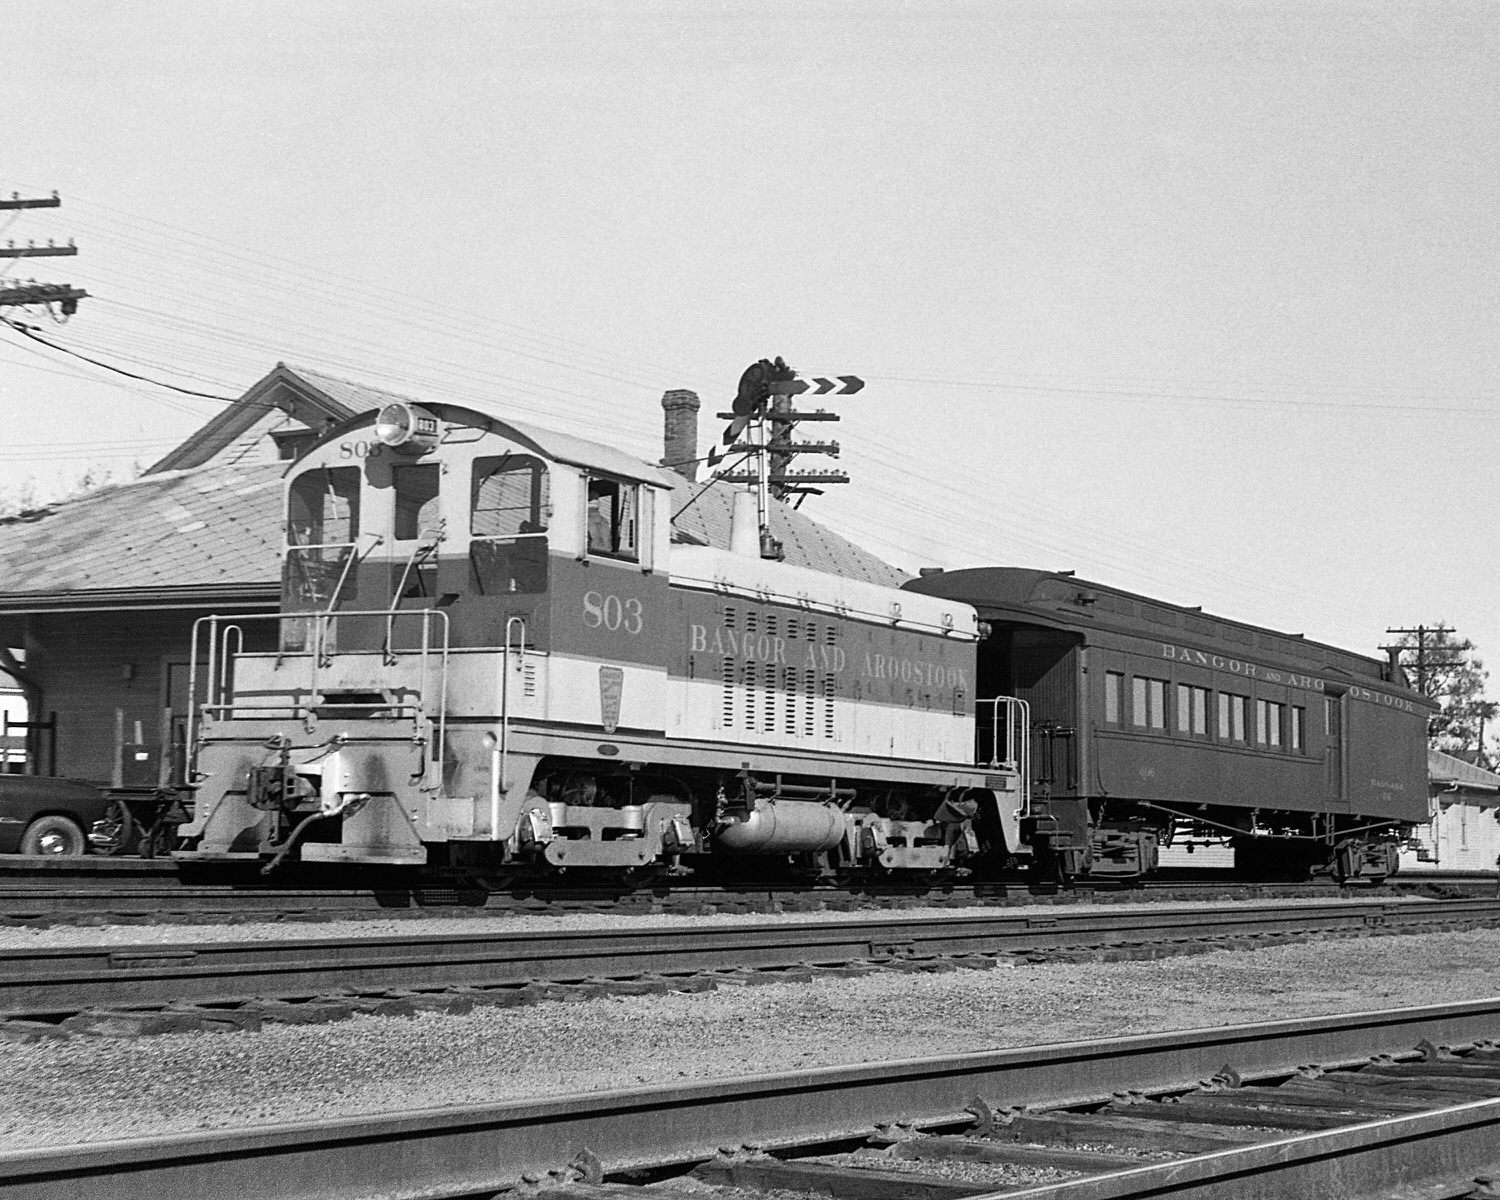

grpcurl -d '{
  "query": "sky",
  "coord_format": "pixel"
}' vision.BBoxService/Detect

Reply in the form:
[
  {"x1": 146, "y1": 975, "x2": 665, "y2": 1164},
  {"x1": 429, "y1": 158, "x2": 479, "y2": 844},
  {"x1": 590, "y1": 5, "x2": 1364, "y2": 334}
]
[{"x1": 3, "y1": 1, "x2": 1498, "y2": 681}]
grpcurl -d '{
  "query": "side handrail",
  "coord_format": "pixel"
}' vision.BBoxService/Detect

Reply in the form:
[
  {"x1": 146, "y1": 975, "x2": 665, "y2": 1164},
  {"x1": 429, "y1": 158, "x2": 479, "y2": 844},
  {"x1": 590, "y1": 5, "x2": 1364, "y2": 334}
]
[
  {"x1": 385, "y1": 523, "x2": 445, "y2": 660},
  {"x1": 218, "y1": 624, "x2": 242, "y2": 701},
  {"x1": 491, "y1": 616, "x2": 527, "y2": 839}
]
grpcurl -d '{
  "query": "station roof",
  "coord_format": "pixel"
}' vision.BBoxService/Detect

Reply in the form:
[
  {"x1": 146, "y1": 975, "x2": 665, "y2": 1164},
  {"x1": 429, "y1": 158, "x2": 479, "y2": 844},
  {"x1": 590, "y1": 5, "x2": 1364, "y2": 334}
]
[
  {"x1": 1430, "y1": 748, "x2": 1500, "y2": 807},
  {"x1": 0, "y1": 364, "x2": 906, "y2": 614},
  {"x1": 0, "y1": 461, "x2": 285, "y2": 614}
]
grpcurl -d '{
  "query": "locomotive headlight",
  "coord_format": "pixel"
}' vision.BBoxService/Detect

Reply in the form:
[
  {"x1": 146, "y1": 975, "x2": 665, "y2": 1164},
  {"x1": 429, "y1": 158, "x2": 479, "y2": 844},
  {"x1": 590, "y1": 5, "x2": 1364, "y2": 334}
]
[{"x1": 374, "y1": 402, "x2": 441, "y2": 455}]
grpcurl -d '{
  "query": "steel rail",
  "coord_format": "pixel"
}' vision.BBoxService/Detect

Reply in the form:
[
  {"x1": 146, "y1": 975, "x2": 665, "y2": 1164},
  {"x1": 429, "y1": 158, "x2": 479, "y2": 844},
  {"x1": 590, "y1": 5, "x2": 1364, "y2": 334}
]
[
  {"x1": 3, "y1": 999, "x2": 1499, "y2": 1200},
  {"x1": 4, "y1": 898, "x2": 1499, "y2": 1016},
  {"x1": 980, "y1": 1100, "x2": 1500, "y2": 1199}
]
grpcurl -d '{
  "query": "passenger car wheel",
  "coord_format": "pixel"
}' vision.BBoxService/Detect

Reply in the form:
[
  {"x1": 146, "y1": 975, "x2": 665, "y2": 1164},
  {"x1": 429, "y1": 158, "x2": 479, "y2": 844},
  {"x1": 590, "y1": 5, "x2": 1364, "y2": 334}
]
[{"x1": 20, "y1": 815, "x2": 87, "y2": 856}]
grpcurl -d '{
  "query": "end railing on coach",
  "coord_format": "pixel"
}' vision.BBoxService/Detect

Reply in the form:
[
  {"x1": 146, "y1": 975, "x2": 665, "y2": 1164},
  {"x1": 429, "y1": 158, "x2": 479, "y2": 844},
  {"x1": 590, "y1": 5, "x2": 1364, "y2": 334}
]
[{"x1": 979, "y1": 696, "x2": 1031, "y2": 820}]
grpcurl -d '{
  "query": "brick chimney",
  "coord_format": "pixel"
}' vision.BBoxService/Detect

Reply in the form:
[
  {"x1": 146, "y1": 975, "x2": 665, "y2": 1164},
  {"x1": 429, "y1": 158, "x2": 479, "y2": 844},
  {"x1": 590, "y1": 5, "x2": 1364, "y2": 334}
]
[{"x1": 660, "y1": 389, "x2": 701, "y2": 481}]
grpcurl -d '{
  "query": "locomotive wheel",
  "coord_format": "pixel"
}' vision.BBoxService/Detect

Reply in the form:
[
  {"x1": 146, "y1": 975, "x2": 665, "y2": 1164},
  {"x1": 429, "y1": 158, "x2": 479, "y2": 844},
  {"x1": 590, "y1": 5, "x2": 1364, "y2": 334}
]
[{"x1": 20, "y1": 815, "x2": 87, "y2": 856}]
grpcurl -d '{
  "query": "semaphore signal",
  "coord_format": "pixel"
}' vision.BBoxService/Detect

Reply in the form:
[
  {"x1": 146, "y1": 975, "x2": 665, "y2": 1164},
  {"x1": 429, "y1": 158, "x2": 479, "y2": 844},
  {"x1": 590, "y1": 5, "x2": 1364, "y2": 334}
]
[{"x1": 712, "y1": 357, "x2": 857, "y2": 557}]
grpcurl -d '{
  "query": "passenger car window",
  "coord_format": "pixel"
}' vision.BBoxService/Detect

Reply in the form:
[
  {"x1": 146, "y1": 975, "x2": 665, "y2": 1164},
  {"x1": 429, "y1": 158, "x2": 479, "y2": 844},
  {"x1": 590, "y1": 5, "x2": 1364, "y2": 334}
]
[
  {"x1": 1104, "y1": 671, "x2": 1123, "y2": 724},
  {"x1": 1132, "y1": 677, "x2": 1166, "y2": 730}
]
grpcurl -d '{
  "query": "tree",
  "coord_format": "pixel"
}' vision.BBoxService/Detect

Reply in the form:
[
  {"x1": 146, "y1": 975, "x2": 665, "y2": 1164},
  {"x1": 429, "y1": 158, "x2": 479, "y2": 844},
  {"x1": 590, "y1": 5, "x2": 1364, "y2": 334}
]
[
  {"x1": 1388, "y1": 626, "x2": 1498, "y2": 765},
  {"x1": 0, "y1": 461, "x2": 141, "y2": 520}
]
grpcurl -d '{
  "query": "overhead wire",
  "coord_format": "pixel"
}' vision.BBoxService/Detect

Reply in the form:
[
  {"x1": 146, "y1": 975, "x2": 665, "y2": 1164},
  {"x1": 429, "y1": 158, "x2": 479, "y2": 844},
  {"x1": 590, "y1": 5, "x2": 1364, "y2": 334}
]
[{"x1": 0, "y1": 316, "x2": 238, "y2": 401}]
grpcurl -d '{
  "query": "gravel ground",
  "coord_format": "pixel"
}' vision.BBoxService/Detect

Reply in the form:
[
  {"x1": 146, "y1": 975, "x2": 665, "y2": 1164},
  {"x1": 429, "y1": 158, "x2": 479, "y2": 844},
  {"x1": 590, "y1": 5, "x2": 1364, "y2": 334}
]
[
  {"x1": 815, "y1": 1149, "x2": 1080, "y2": 1188},
  {"x1": 0, "y1": 892, "x2": 1438, "y2": 949},
  {"x1": 2, "y1": 928, "x2": 1497, "y2": 1150}
]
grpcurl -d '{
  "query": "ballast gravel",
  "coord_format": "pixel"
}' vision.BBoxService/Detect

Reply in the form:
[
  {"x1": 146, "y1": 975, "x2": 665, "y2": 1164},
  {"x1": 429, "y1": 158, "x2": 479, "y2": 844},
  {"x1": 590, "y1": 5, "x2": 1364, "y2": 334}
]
[
  {"x1": 3, "y1": 927, "x2": 1499, "y2": 1150},
  {"x1": 0, "y1": 892, "x2": 1434, "y2": 949}
]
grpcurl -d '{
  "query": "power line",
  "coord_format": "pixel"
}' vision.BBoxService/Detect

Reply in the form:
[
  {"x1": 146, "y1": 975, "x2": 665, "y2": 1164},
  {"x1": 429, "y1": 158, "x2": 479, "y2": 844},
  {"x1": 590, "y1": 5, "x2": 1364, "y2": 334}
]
[{"x1": 0, "y1": 316, "x2": 238, "y2": 401}]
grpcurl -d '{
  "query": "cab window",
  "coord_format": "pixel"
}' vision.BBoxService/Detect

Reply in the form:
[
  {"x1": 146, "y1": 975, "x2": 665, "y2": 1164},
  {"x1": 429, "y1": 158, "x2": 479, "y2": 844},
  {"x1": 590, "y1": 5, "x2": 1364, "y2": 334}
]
[
  {"x1": 284, "y1": 467, "x2": 360, "y2": 621},
  {"x1": 472, "y1": 455, "x2": 549, "y2": 537},
  {"x1": 586, "y1": 476, "x2": 638, "y2": 561},
  {"x1": 470, "y1": 455, "x2": 549, "y2": 596},
  {"x1": 288, "y1": 467, "x2": 360, "y2": 546},
  {"x1": 393, "y1": 463, "x2": 441, "y2": 541}
]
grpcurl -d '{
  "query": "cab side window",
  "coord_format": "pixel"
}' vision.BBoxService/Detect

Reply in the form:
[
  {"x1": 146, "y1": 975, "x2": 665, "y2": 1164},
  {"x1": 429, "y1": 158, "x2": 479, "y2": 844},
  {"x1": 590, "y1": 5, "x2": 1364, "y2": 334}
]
[
  {"x1": 473, "y1": 455, "x2": 549, "y2": 537},
  {"x1": 586, "y1": 477, "x2": 639, "y2": 561},
  {"x1": 470, "y1": 455, "x2": 550, "y2": 596}
]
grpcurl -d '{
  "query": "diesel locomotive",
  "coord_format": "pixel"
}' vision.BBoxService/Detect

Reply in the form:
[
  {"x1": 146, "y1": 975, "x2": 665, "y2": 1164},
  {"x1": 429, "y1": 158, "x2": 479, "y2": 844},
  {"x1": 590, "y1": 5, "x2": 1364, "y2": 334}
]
[
  {"x1": 175, "y1": 398, "x2": 1028, "y2": 879},
  {"x1": 172, "y1": 395, "x2": 1431, "y2": 884}
]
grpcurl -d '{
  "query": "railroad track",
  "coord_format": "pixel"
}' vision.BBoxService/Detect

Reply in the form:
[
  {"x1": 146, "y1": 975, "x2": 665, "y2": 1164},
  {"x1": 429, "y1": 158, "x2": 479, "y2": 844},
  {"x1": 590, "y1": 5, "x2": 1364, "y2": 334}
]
[
  {"x1": 6, "y1": 999, "x2": 1500, "y2": 1199},
  {"x1": 0, "y1": 854, "x2": 1493, "y2": 923},
  {"x1": 5, "y1": 897, "x2": 1500, "y2": 1037}
]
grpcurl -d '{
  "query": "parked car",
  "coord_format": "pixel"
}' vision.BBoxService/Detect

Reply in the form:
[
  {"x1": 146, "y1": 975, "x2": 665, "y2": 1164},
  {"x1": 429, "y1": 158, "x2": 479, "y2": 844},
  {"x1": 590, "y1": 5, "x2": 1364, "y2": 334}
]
[{"x1": 0, "y1": 775, "x2": 112, "y2": 855}]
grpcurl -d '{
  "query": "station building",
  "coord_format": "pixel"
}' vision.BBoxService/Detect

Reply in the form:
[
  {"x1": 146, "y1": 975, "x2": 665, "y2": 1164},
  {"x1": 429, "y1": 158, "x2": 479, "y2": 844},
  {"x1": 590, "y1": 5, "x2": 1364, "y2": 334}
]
[{"x1": 1400, "y1": 749, "x2": 1500, "y2": 872}]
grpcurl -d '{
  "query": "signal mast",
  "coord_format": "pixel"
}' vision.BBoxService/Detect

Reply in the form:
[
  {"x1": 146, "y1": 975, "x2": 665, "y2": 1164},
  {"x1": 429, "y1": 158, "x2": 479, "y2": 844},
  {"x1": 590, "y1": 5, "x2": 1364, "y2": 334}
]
[{"x1": 713, "y1": 357, "x2": 863, "y2": 559}]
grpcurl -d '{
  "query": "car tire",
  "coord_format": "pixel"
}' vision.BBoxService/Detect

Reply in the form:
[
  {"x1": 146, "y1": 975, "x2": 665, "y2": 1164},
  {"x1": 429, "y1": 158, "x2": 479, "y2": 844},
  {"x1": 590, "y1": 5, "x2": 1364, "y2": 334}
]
[{"x1": 20, "y1": 815, "x2": 87, "y2": 856}]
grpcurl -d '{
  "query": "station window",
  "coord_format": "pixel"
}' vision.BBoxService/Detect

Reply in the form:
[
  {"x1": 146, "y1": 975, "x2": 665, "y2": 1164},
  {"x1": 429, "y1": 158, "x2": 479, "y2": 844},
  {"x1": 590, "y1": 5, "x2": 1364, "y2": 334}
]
[
  {"x1": 1218, "y1": 692, "x2": 1247, "y2": 742},
  {"x1": 1255, "y1": 699, "x2": 1285, "y2": 748},
  {"x1": 1104, "y1": 671, "x2": 1123, "y2": 724},
  {"x1": 586, "y1": 476, "x2": 639, "y2": 561},
  {"x1": 393, "y1": 463, "x2": 441, "y2": 541},
  {"x1": 1132, "y1": 677, "x2": 1167, "y2": 730},
  {"x1": 1291, "y1": 705, "x2": 1306, "y2": 752},
  {"x1": 1176, "y1": 684, "x2": 1209, "y2": 735},
  {"x1": 287, "y1": 467, "x2": 360, "y2": 546}
]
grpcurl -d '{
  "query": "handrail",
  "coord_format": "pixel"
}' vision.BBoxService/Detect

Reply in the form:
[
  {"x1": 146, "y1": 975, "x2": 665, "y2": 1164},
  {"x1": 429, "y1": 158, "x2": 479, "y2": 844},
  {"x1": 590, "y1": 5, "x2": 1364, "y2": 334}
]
[
  {"x1": 187, "y1": 608, "x2": 451, "y2": 788},
  {"x1": 385, "y1": 523, "x2": 445, "y2": 659},
  {"x1": 979, "y1": 695, "x2": 1031, "y2": 820},
  {"x1": 218, "y1": 624, "x2": 243, "y2": 700},
  {"x1": 490, "y1": 616, "x2": 528, "y2": 840}
]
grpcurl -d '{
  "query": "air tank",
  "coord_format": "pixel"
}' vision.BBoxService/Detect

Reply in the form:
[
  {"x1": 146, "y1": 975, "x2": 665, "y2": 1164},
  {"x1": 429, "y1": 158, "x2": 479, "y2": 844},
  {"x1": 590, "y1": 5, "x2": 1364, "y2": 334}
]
[{"x1": 715, "y1": 798, "x2": 846, "y2": 854}]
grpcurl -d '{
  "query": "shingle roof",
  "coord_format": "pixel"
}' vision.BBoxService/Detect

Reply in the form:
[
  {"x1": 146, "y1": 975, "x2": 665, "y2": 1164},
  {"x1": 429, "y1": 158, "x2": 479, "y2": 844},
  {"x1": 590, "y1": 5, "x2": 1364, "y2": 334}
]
[
  {"x1": 279, "y1": 364, "x2": 433, "y2": 415},
  {"x1": 0, "y1": 461, "x2": 284, "y2": 608}
]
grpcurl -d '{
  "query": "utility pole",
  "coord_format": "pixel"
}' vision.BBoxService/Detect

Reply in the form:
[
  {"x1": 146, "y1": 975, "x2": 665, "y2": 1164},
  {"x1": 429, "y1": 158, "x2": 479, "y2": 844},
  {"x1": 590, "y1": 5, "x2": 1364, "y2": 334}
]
[
  {"x1": 0, "y1": 192, "x2": 86, "y2": 315},
  {"x1": 1382, "y1": 625, "x2": 1465, "y2": 696}
]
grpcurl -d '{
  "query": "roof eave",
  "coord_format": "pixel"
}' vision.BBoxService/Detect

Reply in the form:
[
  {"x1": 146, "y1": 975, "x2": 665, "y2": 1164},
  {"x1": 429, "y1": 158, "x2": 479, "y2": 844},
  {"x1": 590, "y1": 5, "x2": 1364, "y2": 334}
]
[{"x1": 0, "y1": 584, "x2": 281, "y2": 614}]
